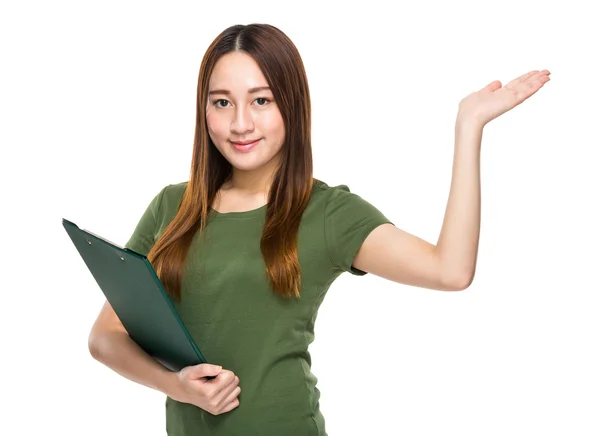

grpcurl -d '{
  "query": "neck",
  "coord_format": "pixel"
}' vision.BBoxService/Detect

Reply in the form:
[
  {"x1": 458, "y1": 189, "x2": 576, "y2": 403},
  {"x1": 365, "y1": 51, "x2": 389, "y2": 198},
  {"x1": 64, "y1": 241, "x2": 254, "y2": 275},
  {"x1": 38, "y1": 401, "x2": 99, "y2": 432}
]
[{"x1": 225, "y1": 156, "x2": 280, "y2": 195}]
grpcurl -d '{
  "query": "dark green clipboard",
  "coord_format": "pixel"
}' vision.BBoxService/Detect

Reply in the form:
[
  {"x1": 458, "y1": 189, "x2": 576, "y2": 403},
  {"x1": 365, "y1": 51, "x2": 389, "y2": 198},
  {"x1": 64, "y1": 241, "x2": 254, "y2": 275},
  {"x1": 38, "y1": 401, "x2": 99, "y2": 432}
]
[{"x1": 63, "y1": 218, "x2": 208, "y2": 371}]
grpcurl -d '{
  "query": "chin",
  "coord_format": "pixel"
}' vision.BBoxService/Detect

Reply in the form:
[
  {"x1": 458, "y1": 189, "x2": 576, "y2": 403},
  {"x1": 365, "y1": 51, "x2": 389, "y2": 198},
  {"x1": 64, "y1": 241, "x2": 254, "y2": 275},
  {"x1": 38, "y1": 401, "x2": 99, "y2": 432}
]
[{"x1": 229, "y1": 160, "x2": 269, "y2": 171}]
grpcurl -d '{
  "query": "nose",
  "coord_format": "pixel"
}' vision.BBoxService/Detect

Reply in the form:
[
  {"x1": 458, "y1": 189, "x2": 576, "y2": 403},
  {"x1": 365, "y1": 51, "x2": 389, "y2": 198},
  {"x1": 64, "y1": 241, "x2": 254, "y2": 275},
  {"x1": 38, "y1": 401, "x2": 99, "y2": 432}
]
[{"x1": 231, "y1": 105, "x2": 255, "y2": 134}]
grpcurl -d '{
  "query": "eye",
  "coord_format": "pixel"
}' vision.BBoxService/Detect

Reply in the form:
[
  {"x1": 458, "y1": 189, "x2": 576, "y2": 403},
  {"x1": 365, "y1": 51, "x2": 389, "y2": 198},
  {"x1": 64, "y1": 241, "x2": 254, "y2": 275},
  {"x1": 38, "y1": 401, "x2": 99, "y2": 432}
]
[
  {"x1": 254, "y1": 97, "x2": 270, "y2": 106},
  {"x1": 214, "y1": 99, "x2": 229, "y2": 108},
  {"x1": 212, "y1": 97, "x2": 271, "y2": 108}
]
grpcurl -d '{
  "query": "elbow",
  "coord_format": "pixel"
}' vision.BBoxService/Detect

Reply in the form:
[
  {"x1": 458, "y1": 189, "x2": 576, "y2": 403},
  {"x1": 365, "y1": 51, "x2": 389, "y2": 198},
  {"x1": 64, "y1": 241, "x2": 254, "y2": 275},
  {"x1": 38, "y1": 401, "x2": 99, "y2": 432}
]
[
  {"x1": 442, "y1": 271, "x2": 475, "y2": 291},
  {"x1": 452, "y1": 275, "x2": 474, "y2": 291},
  {"x1": 435, "y1": 253, "x2": 476, "y2": 291},
  {"x1": 88, "y1": 330, "x2": 105, "y2": 361}
]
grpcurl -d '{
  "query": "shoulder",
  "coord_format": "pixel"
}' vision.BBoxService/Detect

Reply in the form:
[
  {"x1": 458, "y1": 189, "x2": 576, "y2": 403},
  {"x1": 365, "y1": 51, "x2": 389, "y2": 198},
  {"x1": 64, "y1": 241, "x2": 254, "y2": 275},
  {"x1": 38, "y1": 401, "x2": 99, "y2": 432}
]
[
  {"x1": 315, "y1": 178, "x2": 391, "y2": 231},
  {"x1": 162, "y1": 181, "x2": 188, "y2": 200},
  {"x1": 312, "y1": 178, "x2": 353, "y2": 203},
  {"x1": 312, "y1": 178, "x2": 367, "y2": 210},
  {"x1": 313, "y1": 178, "x2": 347, "y2": 192},
  {"x1": 314, "y1": 179, "x2": 393, "y2": 275},
  {"x1": 311, "y1": 178, "x2": 378, "y2": 219},
  {"x1": 152, "y1": 181, "x2": 188, "y2": 223}
]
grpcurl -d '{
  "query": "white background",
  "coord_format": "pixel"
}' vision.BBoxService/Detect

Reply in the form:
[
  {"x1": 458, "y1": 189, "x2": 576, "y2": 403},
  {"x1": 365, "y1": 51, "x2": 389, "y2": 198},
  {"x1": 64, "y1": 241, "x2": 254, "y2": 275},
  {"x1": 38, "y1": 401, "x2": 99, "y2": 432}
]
[{"x1": 1, "y1": 0, "x2": 598, "y2": 435}]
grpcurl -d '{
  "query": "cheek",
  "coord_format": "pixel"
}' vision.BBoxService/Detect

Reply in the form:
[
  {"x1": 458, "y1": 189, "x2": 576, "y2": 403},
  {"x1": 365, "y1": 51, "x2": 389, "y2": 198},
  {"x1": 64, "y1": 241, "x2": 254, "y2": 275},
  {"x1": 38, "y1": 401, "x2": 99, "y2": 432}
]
[
  {"x1": 205, "y1": 113, "x2": 215, "y2": 130},
  {"x1": 261, "y1": 112, "x2": 285, "y2": 136},
  {"x1": 206, "y1": 113, "x2": 224, "y2": 136}
]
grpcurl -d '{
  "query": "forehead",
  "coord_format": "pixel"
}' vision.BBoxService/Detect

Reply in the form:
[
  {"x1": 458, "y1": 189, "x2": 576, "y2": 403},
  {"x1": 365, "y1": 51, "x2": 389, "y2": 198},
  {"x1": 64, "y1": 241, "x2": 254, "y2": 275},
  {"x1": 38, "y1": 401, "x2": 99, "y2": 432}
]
[{"x1": 209, "y1": 51, "x2": 268, "y2": 90}]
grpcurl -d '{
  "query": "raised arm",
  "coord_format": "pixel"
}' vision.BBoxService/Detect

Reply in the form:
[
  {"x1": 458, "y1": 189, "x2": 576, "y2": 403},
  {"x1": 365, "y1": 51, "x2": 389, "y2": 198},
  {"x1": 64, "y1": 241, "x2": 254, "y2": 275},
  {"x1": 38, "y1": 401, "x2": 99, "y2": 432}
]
[{"x1": 352, "y1": 69, "x2": 551, "y2": 291}]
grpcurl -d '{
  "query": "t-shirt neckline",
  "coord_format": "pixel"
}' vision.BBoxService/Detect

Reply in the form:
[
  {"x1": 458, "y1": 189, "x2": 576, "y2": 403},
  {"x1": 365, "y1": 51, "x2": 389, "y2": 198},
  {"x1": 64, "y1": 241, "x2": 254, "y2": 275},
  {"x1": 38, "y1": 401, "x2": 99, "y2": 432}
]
[
  {"x1": 209, "y1": 203, "x2": 267, "y2": 219},
  {"x1": 207, "y1": 178, "x2": 322, "y2": 219}
]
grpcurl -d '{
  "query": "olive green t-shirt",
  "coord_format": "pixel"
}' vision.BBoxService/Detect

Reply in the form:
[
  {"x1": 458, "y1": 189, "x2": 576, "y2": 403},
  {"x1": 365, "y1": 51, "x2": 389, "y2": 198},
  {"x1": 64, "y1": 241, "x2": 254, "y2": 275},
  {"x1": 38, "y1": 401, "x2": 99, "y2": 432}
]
[{"x1": 124, "y1": 178, "x2": 394, "y2": 436}]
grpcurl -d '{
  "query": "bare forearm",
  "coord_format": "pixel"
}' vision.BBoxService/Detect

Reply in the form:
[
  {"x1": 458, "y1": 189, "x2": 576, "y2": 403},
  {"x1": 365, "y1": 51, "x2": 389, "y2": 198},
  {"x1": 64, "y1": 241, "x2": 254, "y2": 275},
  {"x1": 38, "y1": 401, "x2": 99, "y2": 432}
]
[
  {"x1": 89, "y1": 331, "x2": 179, "y2": 398},
  {"x1": 435, "y1": 119, "x2": 483, "y2": 288}
]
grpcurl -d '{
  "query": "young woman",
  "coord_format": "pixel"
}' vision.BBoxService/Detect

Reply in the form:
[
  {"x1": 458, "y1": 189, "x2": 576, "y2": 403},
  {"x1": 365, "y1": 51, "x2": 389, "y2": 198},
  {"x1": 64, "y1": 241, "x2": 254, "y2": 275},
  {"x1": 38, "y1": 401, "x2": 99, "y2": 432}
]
[{"x1": 88, "y1": 23, "x2": 550, "y2": 436}]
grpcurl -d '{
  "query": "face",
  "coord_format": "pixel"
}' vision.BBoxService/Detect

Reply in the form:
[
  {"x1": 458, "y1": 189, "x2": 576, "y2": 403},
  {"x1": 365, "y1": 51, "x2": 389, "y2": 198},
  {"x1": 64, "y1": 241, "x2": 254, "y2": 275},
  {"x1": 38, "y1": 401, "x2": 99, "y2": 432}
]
[{"x1": 206, "y1": 51, "x2": 285, "y2": 175}]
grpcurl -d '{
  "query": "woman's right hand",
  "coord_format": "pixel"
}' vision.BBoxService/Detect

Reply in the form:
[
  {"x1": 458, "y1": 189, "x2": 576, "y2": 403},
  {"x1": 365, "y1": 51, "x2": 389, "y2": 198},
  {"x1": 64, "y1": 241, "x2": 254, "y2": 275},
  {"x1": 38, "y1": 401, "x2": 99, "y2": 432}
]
[{"x1": 170, "y1": 363, "x2": 241, "y2": 415}]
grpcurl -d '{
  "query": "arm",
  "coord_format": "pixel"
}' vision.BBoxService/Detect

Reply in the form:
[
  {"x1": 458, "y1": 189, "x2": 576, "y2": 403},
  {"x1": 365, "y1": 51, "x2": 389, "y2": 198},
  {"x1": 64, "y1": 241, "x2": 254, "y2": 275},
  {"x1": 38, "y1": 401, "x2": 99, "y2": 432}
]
[
  {"x1": 351, "y1": 69, "x2": 551, "y2": 290},
  {"x1": 434, "y1": 120, "x2": 482, "y2": 288},
  {"x1": 88, "y1": 300, "x2": 180, "y2": 396},
  {"x1": 351, "y1": 120, "x2": 482, "y2": 291},
  {"x1": 89, "y1": 301, "x2": 241, "y2": 414}
]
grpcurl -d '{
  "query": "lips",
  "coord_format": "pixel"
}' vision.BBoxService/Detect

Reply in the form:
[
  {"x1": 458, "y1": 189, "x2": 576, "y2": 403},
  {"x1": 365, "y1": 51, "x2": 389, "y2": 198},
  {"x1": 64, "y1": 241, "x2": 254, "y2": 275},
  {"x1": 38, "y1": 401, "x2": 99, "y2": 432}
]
[
  {"x1": 230, "y1": 139, "x2": 261, "y2": 145},
  {"x1": 231, "y1": 138, "x2": 261, "y2": 152}
]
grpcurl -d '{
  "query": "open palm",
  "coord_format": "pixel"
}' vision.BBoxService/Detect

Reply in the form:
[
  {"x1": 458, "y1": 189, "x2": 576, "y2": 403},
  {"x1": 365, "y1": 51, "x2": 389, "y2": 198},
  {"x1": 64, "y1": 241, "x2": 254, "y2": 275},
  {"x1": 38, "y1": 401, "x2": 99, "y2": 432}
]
[{"x1": 459, "y1": 69, "x2": 551, "y2": 127}]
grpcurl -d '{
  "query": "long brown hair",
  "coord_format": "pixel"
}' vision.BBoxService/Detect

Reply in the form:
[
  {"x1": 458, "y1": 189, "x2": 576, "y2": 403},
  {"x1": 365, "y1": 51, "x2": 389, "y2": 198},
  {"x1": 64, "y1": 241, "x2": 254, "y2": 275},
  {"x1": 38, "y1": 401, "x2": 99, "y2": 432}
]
[{"x1": 147, "y1": 24, "x2": 313, "y2": 301}]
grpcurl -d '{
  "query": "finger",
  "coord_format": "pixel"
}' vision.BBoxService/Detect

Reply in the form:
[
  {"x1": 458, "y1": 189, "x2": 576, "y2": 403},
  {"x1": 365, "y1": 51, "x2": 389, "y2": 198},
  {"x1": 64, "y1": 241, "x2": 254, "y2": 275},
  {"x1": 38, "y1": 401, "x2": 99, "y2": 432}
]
[
  {"x1": 521, "y1": 70, "x2": 551, "y2": 90},
  {"x1": 216, "y1": 384, "x2": 242, "y2": 410},
  {"x1": 211, "y1": 371, "x2": 238, "y2": 396},
  {"x1": 212, "y1": 378, "x2": 240, "y2": 411},
  {"x1": 219, "y1": 397, "x2": 240, "y2": 414},
  {"x1": 524, "y1": 70, "x2": 551, "y2": 84},
  {"x1": 504, "y1": 70, "x2": 539, "y2": 90},
  {"x1": 512, "y1": 73, "x2": 550, "y2": 103}
]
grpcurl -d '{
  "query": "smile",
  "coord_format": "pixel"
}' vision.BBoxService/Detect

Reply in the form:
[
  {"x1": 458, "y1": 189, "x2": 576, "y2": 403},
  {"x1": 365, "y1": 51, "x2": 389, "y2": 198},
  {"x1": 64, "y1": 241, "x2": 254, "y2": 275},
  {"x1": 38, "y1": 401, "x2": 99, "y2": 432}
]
[{"x1": 231, "y1": 139, "x2": 261, "y2": 152}]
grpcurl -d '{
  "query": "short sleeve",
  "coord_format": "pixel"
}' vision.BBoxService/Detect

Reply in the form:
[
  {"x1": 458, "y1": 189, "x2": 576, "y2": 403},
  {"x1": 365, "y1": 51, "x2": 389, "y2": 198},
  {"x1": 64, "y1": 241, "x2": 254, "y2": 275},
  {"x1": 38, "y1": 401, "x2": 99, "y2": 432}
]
[
  {"x1": 124, "y1": 186, "x2": 168, "y2": 257},
  {"x1": 324, "y1": 185, "x2": 395, "y2": 276}
]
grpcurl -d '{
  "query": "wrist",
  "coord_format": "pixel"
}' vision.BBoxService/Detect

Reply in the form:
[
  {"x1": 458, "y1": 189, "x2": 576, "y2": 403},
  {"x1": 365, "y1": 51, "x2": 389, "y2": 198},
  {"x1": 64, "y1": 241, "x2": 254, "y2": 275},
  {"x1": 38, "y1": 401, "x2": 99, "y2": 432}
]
[
  {"x1": 159, "y1": 370, "x2": 183, "y2": 400},
  {"x1": 454, "y1": 121, "x2": 484, "y2": 156},
  {"x1": 455, "y1": 111, "x2": 485, "y2": 133}
]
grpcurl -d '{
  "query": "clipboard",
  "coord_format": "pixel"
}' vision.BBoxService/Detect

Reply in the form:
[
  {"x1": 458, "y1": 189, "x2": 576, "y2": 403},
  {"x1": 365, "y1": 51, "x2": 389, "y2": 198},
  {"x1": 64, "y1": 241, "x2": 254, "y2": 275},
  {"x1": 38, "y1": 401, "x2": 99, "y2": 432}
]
[{"x1": 63, "y1": 218, "x2": 208, "y2": 372}]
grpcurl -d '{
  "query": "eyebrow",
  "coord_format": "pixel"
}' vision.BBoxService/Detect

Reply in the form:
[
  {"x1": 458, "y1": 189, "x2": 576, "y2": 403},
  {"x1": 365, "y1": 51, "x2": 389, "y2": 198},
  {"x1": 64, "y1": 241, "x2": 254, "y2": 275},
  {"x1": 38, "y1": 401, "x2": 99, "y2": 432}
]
[{"x1": 208, "y1": 86, "x2": 271, "y2": 96}]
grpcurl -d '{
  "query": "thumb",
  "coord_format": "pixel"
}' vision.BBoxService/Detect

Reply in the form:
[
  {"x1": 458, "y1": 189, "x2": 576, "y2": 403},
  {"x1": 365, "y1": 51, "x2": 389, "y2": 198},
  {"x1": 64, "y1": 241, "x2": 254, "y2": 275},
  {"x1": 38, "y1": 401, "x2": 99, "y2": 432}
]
[
  {"x1": 191, "y1": 363, "x2": 222, "y2": 377},
  {"x1": 482, "y1": 80, "x2": 502, "y2": 92}
]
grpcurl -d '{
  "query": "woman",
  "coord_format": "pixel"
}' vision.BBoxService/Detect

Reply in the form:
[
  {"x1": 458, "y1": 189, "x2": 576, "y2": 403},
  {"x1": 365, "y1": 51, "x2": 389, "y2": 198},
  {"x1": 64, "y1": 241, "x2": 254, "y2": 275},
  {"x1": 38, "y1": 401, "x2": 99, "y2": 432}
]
[{"x1": 88, "y1": 23, "x2": 550, "y2": 435}]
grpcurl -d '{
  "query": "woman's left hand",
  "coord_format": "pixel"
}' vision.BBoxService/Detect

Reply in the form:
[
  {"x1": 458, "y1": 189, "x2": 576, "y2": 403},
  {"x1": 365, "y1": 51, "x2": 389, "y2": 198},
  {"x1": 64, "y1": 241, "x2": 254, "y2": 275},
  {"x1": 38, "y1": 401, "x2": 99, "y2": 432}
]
[{"x1": 457, "y1": 69, "x2": 551, "y2": 128}]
